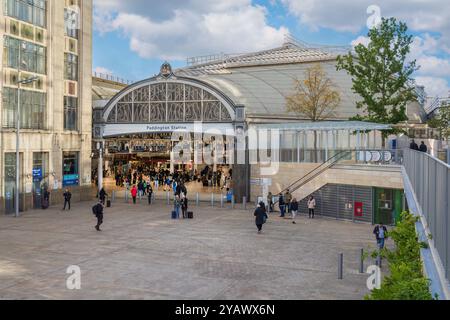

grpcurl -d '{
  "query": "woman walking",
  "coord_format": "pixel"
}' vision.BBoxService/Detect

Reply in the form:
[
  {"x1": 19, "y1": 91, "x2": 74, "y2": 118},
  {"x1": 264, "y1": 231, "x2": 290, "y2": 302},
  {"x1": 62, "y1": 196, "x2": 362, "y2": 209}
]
[
  {"x1": 308, "y1": 196, "x2": 316, "y2": 219},
  {"x1": 291, "y1": 198, "x2": 299, "y2": 224},
  {"x1": 254, "y1": 202, "x2": 269, "y2": 234}
]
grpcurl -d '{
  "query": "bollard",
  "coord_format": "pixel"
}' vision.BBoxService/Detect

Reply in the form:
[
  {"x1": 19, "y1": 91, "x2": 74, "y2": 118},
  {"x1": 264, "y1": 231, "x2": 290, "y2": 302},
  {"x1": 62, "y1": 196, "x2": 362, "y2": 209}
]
[
  {"x1": 196, "y1": 193, "x2": 200, "y2": 206},
  {"x1": 211, "y1": 193, "x2": 215, "y2": 207},
  {"x1": 125, "y1": 191, "x2": 129, "y2": 203},
  {"x1": 112, "y1": 191, "x2": 116, "y2": 203},
  {"x1": 221, "y1": 194, "x2": 224, "y2": 208},
  {"x1": 376, "y1": 254, "x2": 382, "y2": 269},
  {"x1": 359, "y1": 249, "x2": 364, "y2": 274},
  {"x1": 231, "y1": 196, "x2": 235, "y2": 210},
  {"x1": 166, "y1": 192, "x2": 170, "y2": 205},
  {"x1": 338, "y1": 253, "x2": 344, "y2": 280},
  {"x1": 243, "y1": 196, "x2": 247, "y2": 210}
]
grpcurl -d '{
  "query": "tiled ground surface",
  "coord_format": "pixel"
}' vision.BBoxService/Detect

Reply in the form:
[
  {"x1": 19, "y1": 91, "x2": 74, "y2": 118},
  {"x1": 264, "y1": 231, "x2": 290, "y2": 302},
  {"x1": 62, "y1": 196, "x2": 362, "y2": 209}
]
[{"x1": 0, "y1": 200, "x2": 377, "y2": 300}]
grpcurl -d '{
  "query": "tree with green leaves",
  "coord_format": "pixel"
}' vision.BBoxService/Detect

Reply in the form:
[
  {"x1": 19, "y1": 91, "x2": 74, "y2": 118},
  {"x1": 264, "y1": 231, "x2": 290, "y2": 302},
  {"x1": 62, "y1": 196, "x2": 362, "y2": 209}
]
[
  {"x1": 337, "y1": 17, "x2": 418, "y2": 146},
  {"x1": 428, "y1": 103, "x2": 450, "y2": 164},
  {"x1": 428, "y1": 104, "x2": 450, "y2": 140}
]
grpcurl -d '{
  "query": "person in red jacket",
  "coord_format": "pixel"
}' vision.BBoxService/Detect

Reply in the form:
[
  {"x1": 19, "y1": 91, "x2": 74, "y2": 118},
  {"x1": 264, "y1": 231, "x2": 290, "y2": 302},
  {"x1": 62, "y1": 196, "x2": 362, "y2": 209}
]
[{"x1": 131, "y1": 185, "x2": 138, "y2": 204}]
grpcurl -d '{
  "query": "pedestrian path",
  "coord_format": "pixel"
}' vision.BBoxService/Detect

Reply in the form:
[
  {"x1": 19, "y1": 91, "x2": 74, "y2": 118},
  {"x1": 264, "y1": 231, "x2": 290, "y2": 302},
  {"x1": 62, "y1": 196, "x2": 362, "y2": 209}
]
[{"x1": 0, "y1": 200, "x2": 375, "y2": 300}]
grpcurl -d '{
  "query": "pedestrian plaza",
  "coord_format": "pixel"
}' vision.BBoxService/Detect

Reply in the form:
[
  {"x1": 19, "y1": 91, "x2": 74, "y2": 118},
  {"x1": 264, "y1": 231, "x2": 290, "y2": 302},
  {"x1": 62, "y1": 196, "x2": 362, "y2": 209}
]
[{"x1": 0, "y1": 200, "x2": 376, "y2": 300}]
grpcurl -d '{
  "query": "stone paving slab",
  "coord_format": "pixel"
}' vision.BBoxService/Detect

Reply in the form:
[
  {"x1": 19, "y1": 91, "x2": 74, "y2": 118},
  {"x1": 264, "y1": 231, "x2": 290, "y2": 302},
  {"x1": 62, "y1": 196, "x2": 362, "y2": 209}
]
[{"x1": 0, "y1": 200, "x2": 377, "y2": 300}]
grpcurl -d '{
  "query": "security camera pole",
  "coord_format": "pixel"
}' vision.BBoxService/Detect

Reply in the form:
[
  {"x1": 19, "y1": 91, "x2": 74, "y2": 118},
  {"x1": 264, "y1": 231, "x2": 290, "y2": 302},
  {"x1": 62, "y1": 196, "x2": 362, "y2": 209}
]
[{"x1": 15, "y1": 41, "x2": 39, "y2": 217}]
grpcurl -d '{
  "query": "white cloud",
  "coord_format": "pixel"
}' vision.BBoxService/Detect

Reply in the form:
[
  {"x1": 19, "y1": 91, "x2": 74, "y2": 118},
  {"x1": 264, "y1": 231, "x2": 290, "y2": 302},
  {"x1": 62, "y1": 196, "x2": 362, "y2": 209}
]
[
  {"x1": 351, "y1": 36, "x2": 370, "y2": 48},
  {"x1": 94, "y1": 0, "x2": 288, "y2": 60},
  {"x1": 415, "y1": 77, "x2": 449, "y2": 98},
  {"x1": 281, "y1": 0, "x2": 450, "y2": 39},
  {"x1": 93, "y1": 66, "x2": 114, "y2": 75}
]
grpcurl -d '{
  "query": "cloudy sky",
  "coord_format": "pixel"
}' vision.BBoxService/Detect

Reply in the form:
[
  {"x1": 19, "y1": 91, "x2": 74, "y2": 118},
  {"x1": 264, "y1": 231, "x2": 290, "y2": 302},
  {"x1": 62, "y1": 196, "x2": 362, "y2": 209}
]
[{"x1": 93, "y1": 0, "x2": 450, "y2": 98}]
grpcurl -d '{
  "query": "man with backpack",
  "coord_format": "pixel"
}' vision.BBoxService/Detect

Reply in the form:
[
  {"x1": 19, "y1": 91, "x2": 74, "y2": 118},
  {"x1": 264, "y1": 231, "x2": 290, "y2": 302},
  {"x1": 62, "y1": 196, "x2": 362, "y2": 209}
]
[{"x1": 92, "y1": 201, "x2": 104, "y2": 232}]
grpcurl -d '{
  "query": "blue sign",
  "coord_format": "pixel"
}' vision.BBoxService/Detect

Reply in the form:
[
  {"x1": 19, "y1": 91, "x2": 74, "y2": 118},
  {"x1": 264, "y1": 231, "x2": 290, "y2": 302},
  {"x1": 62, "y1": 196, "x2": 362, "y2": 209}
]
[
  {"x1": 33, "y1": 168, "x2": 43, "y2": 182},
  {"x1": 63, "y1": 174, "x2": 79, "y2": 187}
]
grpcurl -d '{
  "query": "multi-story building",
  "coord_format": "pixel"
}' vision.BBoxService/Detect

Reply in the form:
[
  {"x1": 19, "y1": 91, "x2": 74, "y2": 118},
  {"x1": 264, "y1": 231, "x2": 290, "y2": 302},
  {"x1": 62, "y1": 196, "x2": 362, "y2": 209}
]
[{"x1": 0, "y1": 0, "x2": 93, "y2": 214}]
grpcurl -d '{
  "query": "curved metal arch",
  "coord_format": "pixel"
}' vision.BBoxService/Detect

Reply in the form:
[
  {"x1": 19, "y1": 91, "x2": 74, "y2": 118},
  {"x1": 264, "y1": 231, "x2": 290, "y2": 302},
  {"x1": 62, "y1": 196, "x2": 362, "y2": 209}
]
[{"x1": 102, "y1": 76, "x2": 237, "y2": 123}]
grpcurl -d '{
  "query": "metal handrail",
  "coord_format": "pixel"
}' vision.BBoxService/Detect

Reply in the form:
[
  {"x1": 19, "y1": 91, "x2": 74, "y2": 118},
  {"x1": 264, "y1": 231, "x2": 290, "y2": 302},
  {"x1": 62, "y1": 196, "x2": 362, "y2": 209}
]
[{"x1": 274, "y1": 150, "x2": 352, "y2": 203}]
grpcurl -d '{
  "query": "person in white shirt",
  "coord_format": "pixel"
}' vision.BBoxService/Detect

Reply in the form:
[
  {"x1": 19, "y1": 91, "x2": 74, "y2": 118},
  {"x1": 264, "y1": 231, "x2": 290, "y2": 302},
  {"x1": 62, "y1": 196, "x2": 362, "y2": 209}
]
[{"x1": 308, "y1": 196, "x2": 316, "y2": 219}]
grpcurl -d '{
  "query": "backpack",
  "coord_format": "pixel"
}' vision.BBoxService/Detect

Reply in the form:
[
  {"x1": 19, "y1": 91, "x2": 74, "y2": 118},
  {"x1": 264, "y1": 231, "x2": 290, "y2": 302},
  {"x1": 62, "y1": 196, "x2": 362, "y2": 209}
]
[{"x1": 92, "y1": 205, "x2": 98, "y2": 216}]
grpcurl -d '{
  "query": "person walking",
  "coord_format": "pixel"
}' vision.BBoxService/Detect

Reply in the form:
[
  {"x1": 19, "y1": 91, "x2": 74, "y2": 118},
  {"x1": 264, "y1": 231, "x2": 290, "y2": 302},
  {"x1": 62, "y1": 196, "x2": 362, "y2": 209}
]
[
  {"x1": 181, "y1": 194, "x2": 189, "y2": 219},
  {"x1": 63, "y1": 188, "x2": 72, "y2": 211},
  {"x1": 419, "y1": 141, "x2": 428, "y2": 153},
  {"x1": 148, "y1": 185, "x2": 153, "y2": 205},
  {"x1": 131, "y1": 185, "x2": 138, "y2": 204},
  {"x1": 92, "y1": 201, "x2": 104, "y2": 232},
  {"x1": 99, "y1": 188, "x2": 107, "y2": 206},
  {"x1": 291, "y1": 198, "x2": 299, "y2": 224},
  {"x1": 267, "y1": 192, "x2": 274, "y2": 213},
  {"x1": 285, "y1": 190, "x2": 293, "y2": 214},
  {"x1": 174, "y1": 195, "x2": 182, "y2": 219},
  {"x1": 373, "y1": 223, "x2": 388, "y2": 250},
  {"x1": 278, "y1": 193, "x2": 286, "y2": 218},
  {"x1": 254, "y1": 202, "x2": 269, "y2": 234},
  {"x1": 308, "y1": 196, "x2": 316, "y2": 219}
]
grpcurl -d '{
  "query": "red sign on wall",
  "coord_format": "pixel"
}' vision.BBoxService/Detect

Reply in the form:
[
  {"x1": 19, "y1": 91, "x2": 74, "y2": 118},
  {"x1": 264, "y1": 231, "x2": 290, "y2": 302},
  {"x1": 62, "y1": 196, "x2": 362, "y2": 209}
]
[{"x1": 354, "y1": 202, "x2": 364, "y2": 217}]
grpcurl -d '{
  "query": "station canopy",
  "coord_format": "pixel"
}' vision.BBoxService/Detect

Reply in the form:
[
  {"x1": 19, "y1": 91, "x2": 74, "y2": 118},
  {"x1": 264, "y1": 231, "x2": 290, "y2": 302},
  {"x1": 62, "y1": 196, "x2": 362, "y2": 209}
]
[{"x1": 249, "y1": 121, "x2": 392, "y2": 132}]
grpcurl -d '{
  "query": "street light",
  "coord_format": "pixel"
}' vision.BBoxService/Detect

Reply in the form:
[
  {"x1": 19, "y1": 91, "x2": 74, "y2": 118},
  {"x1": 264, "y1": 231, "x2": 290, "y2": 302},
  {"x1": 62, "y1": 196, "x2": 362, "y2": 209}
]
[{"x1": 15, "y1": 65, "x2": 39, "y2": 217}]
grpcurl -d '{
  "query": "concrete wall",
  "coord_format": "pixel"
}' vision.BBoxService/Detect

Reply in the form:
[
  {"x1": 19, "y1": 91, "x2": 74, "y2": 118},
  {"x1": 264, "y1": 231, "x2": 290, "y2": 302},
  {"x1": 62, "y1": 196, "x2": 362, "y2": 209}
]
[{"x1": 251, "y1": 163, "x2": 404, "y2": 202}]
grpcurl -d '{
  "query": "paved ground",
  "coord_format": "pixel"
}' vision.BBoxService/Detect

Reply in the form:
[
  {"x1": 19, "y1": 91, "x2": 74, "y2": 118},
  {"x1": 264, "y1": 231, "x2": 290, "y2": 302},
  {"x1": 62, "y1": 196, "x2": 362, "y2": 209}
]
[{"x1": 0, "y1": 199, "x2": 377, "y2": 300}]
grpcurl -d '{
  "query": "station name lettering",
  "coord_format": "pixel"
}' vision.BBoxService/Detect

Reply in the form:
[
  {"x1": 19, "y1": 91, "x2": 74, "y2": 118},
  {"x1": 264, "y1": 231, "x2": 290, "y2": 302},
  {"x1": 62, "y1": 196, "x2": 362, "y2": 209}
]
[{"x1": 146, "y1": 125, "x2": 188, "y2": 132}]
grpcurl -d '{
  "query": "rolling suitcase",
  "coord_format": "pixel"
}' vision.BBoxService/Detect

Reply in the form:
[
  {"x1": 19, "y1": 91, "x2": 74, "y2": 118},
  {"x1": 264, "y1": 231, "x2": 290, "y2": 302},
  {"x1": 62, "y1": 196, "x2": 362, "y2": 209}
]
[
  {"x1": 187, "y1": 211, "x2": 194, "y2": 219},
  {"x1": 107, "y1": 200, "x2": 111, "y2": 208},
  {"x1": 171, "y1": 211, "x2": 177, "y2": 219}
]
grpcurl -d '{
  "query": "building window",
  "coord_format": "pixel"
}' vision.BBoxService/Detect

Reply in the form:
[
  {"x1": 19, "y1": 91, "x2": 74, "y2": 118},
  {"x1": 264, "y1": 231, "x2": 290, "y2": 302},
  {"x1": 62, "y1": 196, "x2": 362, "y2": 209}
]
[
  {"x1": 2, "y1": 87, "x2": 47, "y2": 130},
  {"x1": 4, "y1": 36, "x2": 47, "y2": 74},
  {"x1": 64, "y1": 8, "x2": 79, "y2": 39},
  {"x1": 5, "y1": 0, "x2": 47, "y2": 28},
  {"x1": 64, "y1": 53, "x2": 78, "y2": 81},
  {"x1": 63, "y1": 152, "x2": 79, "y2": 187},
  {"x1": 64, "y1": 96, "x2": 78, "y2": 131}
]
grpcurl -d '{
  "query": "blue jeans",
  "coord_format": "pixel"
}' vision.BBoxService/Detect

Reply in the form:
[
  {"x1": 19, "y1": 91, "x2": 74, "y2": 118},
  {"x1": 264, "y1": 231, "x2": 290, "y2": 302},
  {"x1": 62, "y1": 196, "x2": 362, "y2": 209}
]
[
  {"x1": 175, "y1": 206, "x2": 181, "y2": 219},
  {"x1": 280, "y1": 205, "x2": 286, "y2": 217},
  {"x1": 377, "y1": 238, "x2": 385, "y2": 249}
]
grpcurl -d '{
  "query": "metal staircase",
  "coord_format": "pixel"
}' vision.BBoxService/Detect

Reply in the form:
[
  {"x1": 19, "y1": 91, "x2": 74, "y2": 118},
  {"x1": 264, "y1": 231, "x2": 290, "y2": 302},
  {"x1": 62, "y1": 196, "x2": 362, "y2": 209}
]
[{"x1": 274, "y1": 150, "x2": 352, "y2": 203}]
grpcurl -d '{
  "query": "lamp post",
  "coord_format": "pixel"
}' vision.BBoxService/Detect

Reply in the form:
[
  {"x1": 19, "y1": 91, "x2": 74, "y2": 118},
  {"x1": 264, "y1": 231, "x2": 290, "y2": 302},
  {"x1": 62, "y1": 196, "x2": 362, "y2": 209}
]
[
  {"x1": 15, "y1": 39, "x2": 39, "y2": 217},
  {"x1": 97, "y1": 141, "x2": 104, "y2": 193}
]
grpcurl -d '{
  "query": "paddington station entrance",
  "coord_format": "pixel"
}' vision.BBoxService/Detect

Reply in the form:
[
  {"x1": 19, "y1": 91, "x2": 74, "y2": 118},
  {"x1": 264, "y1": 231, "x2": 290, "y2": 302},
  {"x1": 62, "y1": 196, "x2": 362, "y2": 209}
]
[{"x1": 93, "y1": 64, "x2": 250, "y2": 201}]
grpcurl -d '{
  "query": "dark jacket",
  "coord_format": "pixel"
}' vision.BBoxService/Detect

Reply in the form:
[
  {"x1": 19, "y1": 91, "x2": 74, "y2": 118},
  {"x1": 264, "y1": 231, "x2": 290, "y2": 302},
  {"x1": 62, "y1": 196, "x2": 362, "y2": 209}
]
[
  {"x1": 181, "y1": 198, "x2": 188, "y2": 210},
  {"x1": 419, "y1": 144, "x2": 428, "y2": 153},
  {"x1": 94, "y1": 203, "x2": 104, "y2": 217},
  {"x1": 254, "y1": 207, "x2": 268, "y2": 225},
  {"x1": 373, "y1": 225, "x2": 388, "y2": 240},
  {"x1": 99, "y1": 189, "x2": 107, "y2": 200},
  {"x1": 278, "y1": 196, "x2": 285, "y2": 206},
  {"x1": 291, "y1": 201, "x2": 299, "y2": 211},
  {"x1": 64, "y1": 192, "x2": 72, "y2": 201},
  {"x1": 410, "y1": 142, "x2": 419, "y2": 151}
]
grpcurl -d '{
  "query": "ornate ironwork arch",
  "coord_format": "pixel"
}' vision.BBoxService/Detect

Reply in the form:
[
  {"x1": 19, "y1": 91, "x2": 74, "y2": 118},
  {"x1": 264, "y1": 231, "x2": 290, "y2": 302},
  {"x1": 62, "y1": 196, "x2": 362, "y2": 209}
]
[{"x1": 102, "y1": 74, "x2": 236, "y2": 125}]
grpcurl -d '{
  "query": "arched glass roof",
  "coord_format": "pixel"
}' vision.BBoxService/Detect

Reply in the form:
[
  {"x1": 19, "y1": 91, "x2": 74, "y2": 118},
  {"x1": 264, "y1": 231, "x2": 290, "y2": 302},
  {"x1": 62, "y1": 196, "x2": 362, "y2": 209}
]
[{"x1": 102, "y1": 76, "x2": 236, "y2": 124}]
